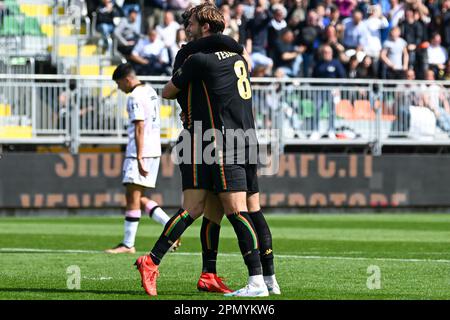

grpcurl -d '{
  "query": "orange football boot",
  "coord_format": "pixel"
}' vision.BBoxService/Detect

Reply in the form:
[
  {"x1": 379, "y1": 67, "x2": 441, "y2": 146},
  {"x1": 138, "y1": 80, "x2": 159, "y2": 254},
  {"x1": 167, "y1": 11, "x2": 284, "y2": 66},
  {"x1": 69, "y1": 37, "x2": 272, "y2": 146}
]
[
  {"x1": 134, "y1": 255, "x2": 159, "y2": 296},
  {"x1": 197, "y1": 272, "x2": 233, "y2": 293}
]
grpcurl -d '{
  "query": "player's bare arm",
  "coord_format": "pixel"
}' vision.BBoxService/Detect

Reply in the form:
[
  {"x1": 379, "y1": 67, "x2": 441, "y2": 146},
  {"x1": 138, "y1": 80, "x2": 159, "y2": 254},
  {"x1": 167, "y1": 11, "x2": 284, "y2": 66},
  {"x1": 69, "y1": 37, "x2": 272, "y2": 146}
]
[
  {"x1": 134, "y1": 120, "x2": 148, "y2": 177},
  {"x1": 162, "y1": 80, "x2": 180, "y2": 100}
]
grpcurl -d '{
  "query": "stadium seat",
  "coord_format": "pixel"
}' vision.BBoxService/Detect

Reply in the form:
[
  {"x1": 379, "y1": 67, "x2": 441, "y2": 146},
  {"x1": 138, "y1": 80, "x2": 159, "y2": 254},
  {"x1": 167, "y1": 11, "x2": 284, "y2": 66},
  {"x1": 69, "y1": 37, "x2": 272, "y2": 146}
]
[
  {"x1": 300, "y1": 99, "x2": 314, "y2": 118},
  {"x1": 0, "y1": 125, "x2": 32, "y2": 138},
  {"x1": 101, "y1": 66, "x2": 118, "y2": 96},
  {"x1": 23, "y1": 17, "x2": 43, "y2": 36},
  {"x1": 4, "y1": 0, "x2": 21, "y2": 15},
  {"x1": 40, "y1": 24, "x2": 73, "y2": 37},
  {"x1": 0, "y1": 104, "x2": 12, "y2": 117},
  {"x1": 20, "y1": 4, "x2": 52, "y2": 17},
  {"x1": 354, "y1": 100, "x2": 376, "y2": 120},
  {"x1": 320, "y1": 102, "x2": 330, "y2": 119},
  {"x1": 58, "y1": 44, "x2": 97, "y2": 57},
  {"x1": 102, "y1": 66, "x2": 117, "y2": 77},
  {"x1": 160, "y1": 105, "x2": 173, "y2": 119},
  {"x1": 79, "y1": 65, "x2": 100, "y2": 76},
  {"x1": 0, "y1": 16, "x2": 22, "y2": 36},
  {"x1": 335, "y1": 100, "x2": 354, "y2": 119}
]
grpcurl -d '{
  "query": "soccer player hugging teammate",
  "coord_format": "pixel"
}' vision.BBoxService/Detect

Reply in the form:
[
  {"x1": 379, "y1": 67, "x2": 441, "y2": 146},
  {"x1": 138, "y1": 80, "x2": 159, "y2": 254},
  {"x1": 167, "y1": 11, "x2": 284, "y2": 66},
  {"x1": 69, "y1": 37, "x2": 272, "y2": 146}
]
[
  {"x1": 107, "y1": 63, "x2": 179, "y2": 254},
  {"x1": 134, "y1": 3, "x2": 280, "y2": 297}
]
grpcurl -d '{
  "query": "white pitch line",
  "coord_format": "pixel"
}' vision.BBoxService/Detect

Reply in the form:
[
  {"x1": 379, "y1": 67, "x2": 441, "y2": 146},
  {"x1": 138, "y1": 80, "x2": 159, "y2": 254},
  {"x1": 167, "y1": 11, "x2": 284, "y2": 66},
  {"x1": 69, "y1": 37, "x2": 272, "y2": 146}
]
[{"x1": 1, "y1": 247, "x2": 450, "y2": 264}]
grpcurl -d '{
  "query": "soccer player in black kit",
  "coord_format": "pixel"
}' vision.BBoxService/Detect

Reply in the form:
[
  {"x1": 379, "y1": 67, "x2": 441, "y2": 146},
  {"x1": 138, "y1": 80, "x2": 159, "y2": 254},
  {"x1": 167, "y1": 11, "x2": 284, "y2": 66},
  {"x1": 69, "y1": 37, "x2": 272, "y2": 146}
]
[{"x1": 134, "y1": 2, "x2": 280, "y2": 297}]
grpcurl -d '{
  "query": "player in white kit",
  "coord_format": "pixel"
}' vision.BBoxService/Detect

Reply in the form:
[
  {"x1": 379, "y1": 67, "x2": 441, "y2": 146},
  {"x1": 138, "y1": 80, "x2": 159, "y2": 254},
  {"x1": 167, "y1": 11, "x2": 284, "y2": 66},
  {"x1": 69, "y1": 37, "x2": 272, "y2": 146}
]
[{"x1": 105, "y1": 63, "x2": 180, "y2": 254}]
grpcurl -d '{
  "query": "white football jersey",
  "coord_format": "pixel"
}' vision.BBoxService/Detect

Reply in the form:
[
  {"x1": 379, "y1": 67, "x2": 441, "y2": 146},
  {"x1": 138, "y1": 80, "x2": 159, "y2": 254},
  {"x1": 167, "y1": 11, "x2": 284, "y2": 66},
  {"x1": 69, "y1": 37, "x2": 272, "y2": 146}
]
[{"x1": 125, "y1": 84, "x2": 162, "y2": 158}]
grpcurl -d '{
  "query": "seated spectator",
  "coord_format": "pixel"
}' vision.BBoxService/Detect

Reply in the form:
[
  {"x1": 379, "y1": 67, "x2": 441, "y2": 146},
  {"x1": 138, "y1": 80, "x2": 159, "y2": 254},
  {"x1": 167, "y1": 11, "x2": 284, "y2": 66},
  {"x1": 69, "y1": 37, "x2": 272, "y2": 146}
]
[
  {"x1": 286, "y1": 0, "x2": 307, "y2": 28},
  {"x1": 169, "y1": 28, "x2": 187, "y2": 66},
  {"x1": 420, "y1": 69, "x2": 450, "y2": 136},
  {"x1": 315, "y1": 3, "x2": 329, "y2": 29},
  {"x1": 230, "y1": 3, "x2": 249, "y2": 44},
  {"x1": 443, "y1": 59, "x2": 450, "y2": 80},
  {"x1": 426, "y1": 33, "x2": 448, "y2": 79},
  {"x1": 268, "y1": 4, "x2": 288, "y2": 59},
  {"x1": 346, "y1": 54, "x2": 359, "y2": 78},
  {"x1": 311, "y1": 45, "x2": 346, "y2": 140},
  {"x1": 294, "y1": 10, "x2": 322, "y2": 77},
  {"x1": 342, "y1": 9, "x2": 369, "y2": 50},
  {"x1": 398, "y1": 7, "x2": 427, "y2": 77},
  {"x1": 156, "y1": 11, "x2": 180, "y2": 48},
  {"x1": 114, "y1": 8, "x2": 141, "y2": 57},
  {"x1": 322, "y1": 25, "x2": 347, "y2": 63},
  {"x1": 129, "y1": 28, "x2": 171, "y2": 75},
  {"x1": 390, "y1": 68, "x2": 420, "y2": 133},
  {"x1": 388, "y1": 0, "x2": 405, "y2": 27},
  {"x1": 357, "y1": 55, "x2": 376, "y2": 78},
  {"x1": 441, "y1": 0, "x2": 450, "y2": 51},
  {"x1": 273, "y1": 28, "x2": 303, "y2": 77},
  {"x1": 380, "y1": 26, "x2": 409, "y2": 79},
  {"x1": 96, "y1": 0, "x2": 124, "y2": 51},
  {"x1": 363, "y1": 4, "x2": 389, "y2": 66},
  {"x1": 312, "y1": 44, "x2": 347, "y2": 79},
  {"x1": 246, "y1": 2, "x2": 273, "y2": 75},
  {"x1": 327, "y1": 5, "x2": 342, "y2": 29}
]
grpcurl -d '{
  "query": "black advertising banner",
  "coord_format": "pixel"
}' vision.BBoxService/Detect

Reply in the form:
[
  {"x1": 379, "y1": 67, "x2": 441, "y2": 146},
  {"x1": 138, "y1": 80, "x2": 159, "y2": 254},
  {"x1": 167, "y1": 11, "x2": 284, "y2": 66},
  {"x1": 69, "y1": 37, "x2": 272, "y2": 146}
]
[{"x1": 0, "y1": 152, "x2": 448, "y2": 209}]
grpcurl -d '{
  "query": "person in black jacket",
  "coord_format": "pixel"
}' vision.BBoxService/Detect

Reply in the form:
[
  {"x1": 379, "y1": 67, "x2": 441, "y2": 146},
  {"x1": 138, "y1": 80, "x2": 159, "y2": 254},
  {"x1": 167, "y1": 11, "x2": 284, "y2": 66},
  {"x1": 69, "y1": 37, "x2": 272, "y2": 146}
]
[{"x1": 95, "y1": 0, "x2": 124, "y2": 50}]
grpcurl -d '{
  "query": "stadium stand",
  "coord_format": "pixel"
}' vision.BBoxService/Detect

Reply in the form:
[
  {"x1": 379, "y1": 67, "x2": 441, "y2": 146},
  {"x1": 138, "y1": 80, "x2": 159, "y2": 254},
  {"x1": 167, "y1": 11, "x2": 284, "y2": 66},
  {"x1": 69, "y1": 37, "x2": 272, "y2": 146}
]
[{"x1": 0, "y1": 0, "x2": 449, "y2": 154}]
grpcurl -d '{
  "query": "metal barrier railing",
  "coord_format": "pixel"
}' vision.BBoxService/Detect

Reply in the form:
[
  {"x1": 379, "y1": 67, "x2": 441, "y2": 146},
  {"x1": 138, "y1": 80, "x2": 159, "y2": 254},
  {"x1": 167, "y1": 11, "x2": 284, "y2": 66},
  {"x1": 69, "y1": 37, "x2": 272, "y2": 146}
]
[{"x1": 0, "y1": 74, "x2": 450, "y2": 154}]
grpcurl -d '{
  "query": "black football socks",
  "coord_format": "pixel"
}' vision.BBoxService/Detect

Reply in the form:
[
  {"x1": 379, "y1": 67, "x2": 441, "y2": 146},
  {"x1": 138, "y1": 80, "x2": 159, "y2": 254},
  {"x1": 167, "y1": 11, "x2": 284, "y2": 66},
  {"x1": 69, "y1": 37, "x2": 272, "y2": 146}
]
[
  {"x1": 200, "y1": 217, "x2": 221, "y2": 274},
  {"x1": 149, "y1": 208, "x2": 194, "y2": 265},
  {"x1": 227, "y1": 212, "x2": 263, "y2": 276},
  {"x1": 250, "y1": 210, "x2": 275, "y2": 276}
]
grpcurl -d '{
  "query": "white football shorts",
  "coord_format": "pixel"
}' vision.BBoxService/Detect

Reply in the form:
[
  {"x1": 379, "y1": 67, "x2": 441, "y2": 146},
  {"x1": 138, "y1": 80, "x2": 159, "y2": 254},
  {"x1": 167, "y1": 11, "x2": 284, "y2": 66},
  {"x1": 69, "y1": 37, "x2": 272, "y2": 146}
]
[{"x1": 122, "y1": 157, "x2": 160, "y2": 188}]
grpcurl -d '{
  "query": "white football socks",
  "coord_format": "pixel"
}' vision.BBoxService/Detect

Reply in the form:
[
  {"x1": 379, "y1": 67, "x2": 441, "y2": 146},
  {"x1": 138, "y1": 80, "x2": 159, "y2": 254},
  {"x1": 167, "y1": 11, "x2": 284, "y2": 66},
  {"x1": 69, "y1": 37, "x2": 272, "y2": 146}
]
[
  {"x1": 248, "y1": 275, "x2": 266, "y2": 288},
  {"x1": 145, "y1": 201, "x2": 170, "y2": 226},
  {"x1": 123, "y1": 220, "x2": 139, "y2": 248}
]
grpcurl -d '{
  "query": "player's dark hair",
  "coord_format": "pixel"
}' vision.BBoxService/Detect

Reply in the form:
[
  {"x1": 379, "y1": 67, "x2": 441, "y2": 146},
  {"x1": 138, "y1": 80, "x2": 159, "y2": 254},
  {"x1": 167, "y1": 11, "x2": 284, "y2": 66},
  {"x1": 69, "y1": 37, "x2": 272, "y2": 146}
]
[
  {"x1": 112, "y1": 63, "x2": 135, "y2": 81},
  {"x1": 192, "y1": 2, "x2": 225, "y2": 34}
]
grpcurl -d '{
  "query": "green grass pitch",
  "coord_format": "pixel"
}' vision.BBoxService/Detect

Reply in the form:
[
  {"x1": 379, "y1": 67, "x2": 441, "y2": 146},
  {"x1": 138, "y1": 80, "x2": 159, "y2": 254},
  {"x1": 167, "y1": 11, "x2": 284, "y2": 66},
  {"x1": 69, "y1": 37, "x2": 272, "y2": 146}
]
[{"x1": 0, "y1": 214, "x2": 449, "y2": 300}]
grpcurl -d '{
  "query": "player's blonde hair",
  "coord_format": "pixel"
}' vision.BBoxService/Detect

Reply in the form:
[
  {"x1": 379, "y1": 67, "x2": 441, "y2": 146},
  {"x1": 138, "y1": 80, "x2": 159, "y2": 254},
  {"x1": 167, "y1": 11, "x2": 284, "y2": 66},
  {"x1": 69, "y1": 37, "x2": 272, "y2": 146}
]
[{"x1": 191, "y1": 2, "x2": 225, "y2": 34}]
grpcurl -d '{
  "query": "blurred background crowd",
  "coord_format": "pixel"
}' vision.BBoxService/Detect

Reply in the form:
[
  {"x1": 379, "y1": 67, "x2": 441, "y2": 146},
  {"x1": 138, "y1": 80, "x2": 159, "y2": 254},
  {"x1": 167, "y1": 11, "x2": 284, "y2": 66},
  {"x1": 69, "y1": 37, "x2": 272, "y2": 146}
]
[{"x1": 86, "y1": 0, "x2": 450, "y2": 80}]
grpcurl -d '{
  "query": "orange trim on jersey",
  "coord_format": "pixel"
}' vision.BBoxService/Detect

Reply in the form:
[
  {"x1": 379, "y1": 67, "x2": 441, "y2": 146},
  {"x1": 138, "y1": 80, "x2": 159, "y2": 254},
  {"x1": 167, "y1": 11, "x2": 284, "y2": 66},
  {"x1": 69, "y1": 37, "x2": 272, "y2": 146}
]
[{"x1": 201, "y1": 81, "x2": 227, "y2": 190}]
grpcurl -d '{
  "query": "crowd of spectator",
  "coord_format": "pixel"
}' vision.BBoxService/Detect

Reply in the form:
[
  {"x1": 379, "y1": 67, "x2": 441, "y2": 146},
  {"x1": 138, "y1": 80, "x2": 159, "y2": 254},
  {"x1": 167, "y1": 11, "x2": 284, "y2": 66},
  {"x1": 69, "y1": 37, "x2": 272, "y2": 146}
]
[{"x1": 87, "y1": 0, "x2": 450, "y2": 80}]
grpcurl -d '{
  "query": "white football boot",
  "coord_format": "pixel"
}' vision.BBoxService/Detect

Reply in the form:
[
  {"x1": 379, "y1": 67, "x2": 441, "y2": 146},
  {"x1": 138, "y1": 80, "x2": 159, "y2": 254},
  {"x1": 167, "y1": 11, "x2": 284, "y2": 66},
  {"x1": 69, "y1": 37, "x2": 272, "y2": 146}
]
[{"x1": 264, "y1": 275, "x2": 281, "y2": 295}]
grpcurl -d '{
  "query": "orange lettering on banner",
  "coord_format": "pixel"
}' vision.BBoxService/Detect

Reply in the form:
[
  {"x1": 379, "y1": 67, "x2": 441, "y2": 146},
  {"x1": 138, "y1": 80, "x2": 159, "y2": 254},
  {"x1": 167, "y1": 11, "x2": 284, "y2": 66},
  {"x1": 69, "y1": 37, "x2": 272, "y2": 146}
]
[
  {"x1": 34, "y1": 194, "x2": 44, "y2": 207},
  {"x1": 79, "y1": 154, "x2": 99, "y2": 177},
  {"x1": 55, "y1": 154, "x2": 75, "y2": 177},
  {"x1": 20, "y1": 194, "x2": 30, "y2": 207},
  {"x1": 391, "y1": 193, "x2": 407, "y2": 206},
  {"x1": 82, "y1": 194, "x2": 91, "y2": 207},
  {"x1": 103, "y1": 154, "x2": 122, "y2": 177},
  {"x1": 47, "y1": 194, "x2": 63, "y2": 207},
  {"x1": 114, "y1": 193, "x2": 126, "y2": 206},
  {"x1": 364, "y1": 155, "x2": 373, "y2": 177},
  {"x1": 151, "y1": 193, "x2": 163, "y2": 206},
  {"x1": 161, "y1": 153, "x2": 174, "y2": 177},
  {"x1": 349, "y1": 193, "x2": 367, "y2": 206},
  {"x1": 349, "y1": 155, "x2": 358, "y2": 177},
  {"x1": 259, "y1": 194, "x2": 267, "y2": 207},
  {"x1": 370, "y1": 194, "x2": 388, "y2": 206},
  {"x1": 329, "y1": 193, "x2": 347, "y2": 206},
  {"x1": 300, "y1": 154, "x2": 315, "y2": 177},
  {"x1": 288, "y1": 193, "x2": 306, "y2": 206},
  {"x1": 310, "y1": 193, "x2": 327, "y2": 206},
  {"x1": 277, "y1": 154, "x2": 296, "y2": 177},
  {"x1": 318, "y1": 155, "x2": 335, "y2": 178},
  {"x1": 94, "y1": 194, "x2": 111, "y2": 207},
  {"x1": 269, "y1": 193, "x2": 285, "y2": 206},
  {"x1": 67, "y1": 194, "x2": 80, "y2": 207}
]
